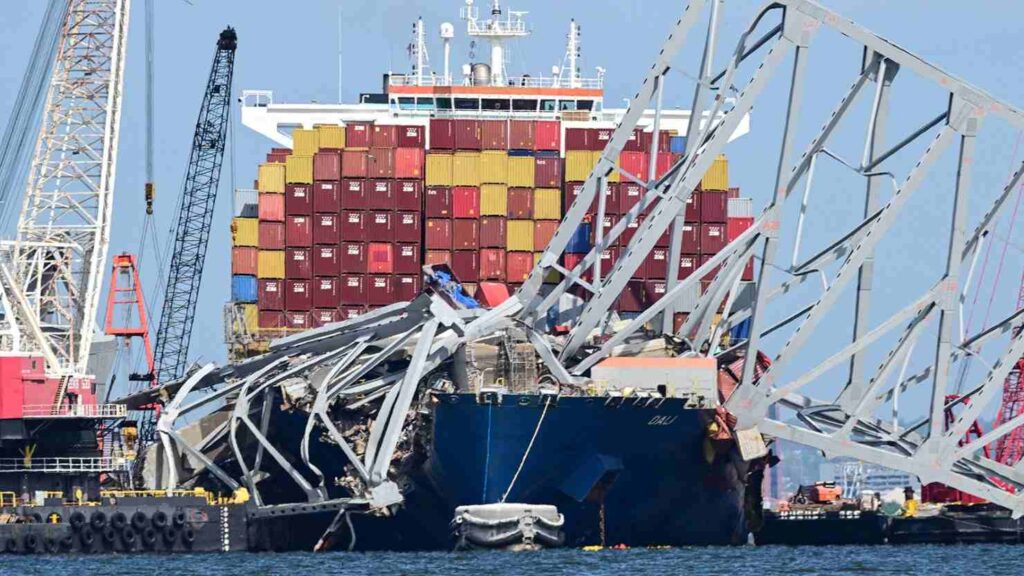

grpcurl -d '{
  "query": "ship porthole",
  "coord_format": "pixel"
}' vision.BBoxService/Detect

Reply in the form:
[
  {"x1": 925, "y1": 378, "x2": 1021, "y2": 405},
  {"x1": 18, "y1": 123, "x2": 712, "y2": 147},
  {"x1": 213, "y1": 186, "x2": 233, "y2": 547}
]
[
  {"x1": 448, "y1": 395, "x2": 459, "y2": 404},
  {"x1": 518, "y1": 397, "x2": 532, "y2": 407}
]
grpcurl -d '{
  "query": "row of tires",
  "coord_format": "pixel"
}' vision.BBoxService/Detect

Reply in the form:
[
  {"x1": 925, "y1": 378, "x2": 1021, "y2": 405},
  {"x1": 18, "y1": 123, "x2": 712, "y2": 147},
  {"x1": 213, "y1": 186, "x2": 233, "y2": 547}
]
[
  {"x1": 0, "y1": 509, "x2": 198, "y2": 554},
  {"x1": 69, "y1": 509, "x2": 189, "y2": 532}
]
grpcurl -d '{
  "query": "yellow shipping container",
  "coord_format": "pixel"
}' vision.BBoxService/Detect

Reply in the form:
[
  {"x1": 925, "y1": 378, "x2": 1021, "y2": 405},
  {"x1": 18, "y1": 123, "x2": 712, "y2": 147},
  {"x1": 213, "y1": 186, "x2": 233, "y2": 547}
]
[
  {"x1": 257, "y1": 163, "x2": 286, "y2": 193},
  {"x1": 285, "y1": 155, "x2": 314, "y2": 184},
  {"x1": 507, "y1": 220, "x2": 535, "y2": 252},
  {"x1": 565, "y1": 150, "x2": 595, "y2": 182},
  {"x1": 257, "y1": 250, "x2": 285, "y2": 279},
  {"x1": 508, "y1": 156, "x2": 536, "y2": 188},
  {"x1": 315, "y1": 124, "x2": 346, "y2": 149},
  {"x1": 453, "y1": 152, "x2": 481, "y2": 186},
  {"x1": 702, "y1": 154, "x2": 729, "y2": 191},
  {"x1": 534, "y1": 253, "x2": 560, "y2": 283},
  {"x1": 597, "y1": 151, "x2": 621, "y2": 183},
  {"x1": 480, "y1": 184, "x2": 508, "y2": 216},
  {"x1": 480, "y1": 151, "x2": 509, "y2": 183},
  {"x1": 426, "y1": 153, "x2": 453, "y2": 187},
  {"x1": 292, "y1": 129, "x2": 319, "y2": 156},
  {"x1": 533, "y1": 188, "x2": 561, "y2": 220},
  {"x1": 241, "y1": 303, "x2": 259, "y2": 334},
  {"x1": 231, "y1": 218, "x2": 259, "y2": 247}
]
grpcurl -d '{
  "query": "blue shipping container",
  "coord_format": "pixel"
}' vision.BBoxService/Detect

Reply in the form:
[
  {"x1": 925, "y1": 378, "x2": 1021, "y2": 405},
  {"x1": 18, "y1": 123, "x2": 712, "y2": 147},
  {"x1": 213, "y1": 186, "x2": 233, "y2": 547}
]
[
  {"x1": 232, "y1": 274, "x2": 258, "y2": 303},
  {"x1": 566, "y1": 223, "x2": 593, "y2": 254},
  {"x1": 508, "y1": 149, "x2": 535, "y2": 157},
  {"x1": 669, "y1": 136, "x2": 687, "y2": 155},
  {"x1": 535, "y1": 150, "x2": 561, "y2": 158}
]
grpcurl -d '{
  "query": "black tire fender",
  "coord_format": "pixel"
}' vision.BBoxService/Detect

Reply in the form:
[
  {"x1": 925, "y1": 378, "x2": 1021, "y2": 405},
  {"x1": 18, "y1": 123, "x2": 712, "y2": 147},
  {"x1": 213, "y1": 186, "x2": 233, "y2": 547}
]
[
  {"x1": 79, "y1": 527, "x2": 95, "y2": 547},
  {"x1": 151, "y1": 510, "x2": 168, "y2": 530},
  {"x1": 182, "y1": 525, "x2": 196, "y2": 545},
  {"x1": 142, "y1": 527, "x2": 157, "y2": 547},
  {"x1": 122, "y1": 527, "x2": 137, "y2": 545},
  {"x1": 59, "y1": 535, "x2": 74, "y2": 550},
  {"x1": 3, "y1": 538, "x2": 16, "y2": 553},
  {"x1": 111, "y1": 511, "x2": 127, "y2": 530},
  {"x1": 89, "y1": 511, "x2": 107, "y2": 530},
  {"x1": 69, "y1": 511, "x2": 86, "y2": 530},
  {"x1": 172, "y1": 509, "x2": 187, "y2": 527},
  {"x1": 23, "y1": 533, "x2": 40, "y2": 553},
  {"x1": 102, "y1": 526, "x2": 117, "y2": 544},
  {"x1": 131, "y1": 510, "x2": 148, "y2": 530}
]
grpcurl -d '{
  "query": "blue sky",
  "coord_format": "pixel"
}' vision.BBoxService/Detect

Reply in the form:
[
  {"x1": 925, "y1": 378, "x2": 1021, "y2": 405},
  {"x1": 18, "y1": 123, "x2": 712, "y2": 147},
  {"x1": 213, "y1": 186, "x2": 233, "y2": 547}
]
[{"x1": 1, "y1": 0, "x2": 1024, "y2": 413}]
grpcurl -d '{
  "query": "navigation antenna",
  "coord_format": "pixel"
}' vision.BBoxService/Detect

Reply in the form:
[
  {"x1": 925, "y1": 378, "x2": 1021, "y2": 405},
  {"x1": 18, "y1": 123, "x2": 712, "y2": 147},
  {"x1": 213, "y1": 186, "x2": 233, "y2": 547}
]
[
  {"x1": 461, "y1": 0, "x2": 529, "y2": 87},
  {"x1": 410, "y1": 17, "x2": 431, "y2": 85}
]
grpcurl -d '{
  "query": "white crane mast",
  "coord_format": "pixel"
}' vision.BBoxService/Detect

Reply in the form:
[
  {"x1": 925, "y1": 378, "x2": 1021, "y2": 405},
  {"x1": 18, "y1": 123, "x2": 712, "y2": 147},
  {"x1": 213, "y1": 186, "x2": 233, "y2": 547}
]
[{"x1": 10, "y1": 0, "x2": 131, "y2": 375}]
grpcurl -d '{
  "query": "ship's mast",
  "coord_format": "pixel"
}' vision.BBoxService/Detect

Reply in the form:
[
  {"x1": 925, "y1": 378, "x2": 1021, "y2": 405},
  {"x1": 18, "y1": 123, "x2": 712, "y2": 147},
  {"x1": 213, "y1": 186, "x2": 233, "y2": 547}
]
[{"x1": 460, "y1": 0, "x2": 529, "y2": 87}]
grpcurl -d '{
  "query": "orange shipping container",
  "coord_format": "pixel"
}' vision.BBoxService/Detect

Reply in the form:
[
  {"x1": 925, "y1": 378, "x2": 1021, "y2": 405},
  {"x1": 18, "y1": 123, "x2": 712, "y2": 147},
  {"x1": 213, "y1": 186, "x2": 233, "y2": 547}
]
[
  {"x1": 258, "y1": 193, "x2": 285, "y2": 222},
  {"x1": 342, "y1": 150, "x2": 368, "y2": 178},
  {"x1": 480, "y1": 120, "x2": 508, "y2": 150},
  {"x1": 232, "y1": 247, "x2": 258, "y2": 275},
  {"x1": 534, "y1": 221, "x2": 559, "y2": 250},
  {"x1": 395, "y1": 148, "x2": 425, "y2": 179},
  {"x1": 506, "y1": 252, "x2": 533, "y2": 283}
]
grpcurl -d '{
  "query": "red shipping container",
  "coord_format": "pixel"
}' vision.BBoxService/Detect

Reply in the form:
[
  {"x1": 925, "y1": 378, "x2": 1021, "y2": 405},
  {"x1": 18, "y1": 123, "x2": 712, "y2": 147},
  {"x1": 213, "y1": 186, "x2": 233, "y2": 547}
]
[
  {"x1": 534, "y1": 121, "x2": 561, "y2": 151},
  {"x1": 395, "y1": 148, "x2": 425, "y2": 179},
  {"x1": 339, "y1": 306, "x2": 365, "y2": 320},
  {"x1": 728, "y1": 216, "x2": 755, "y2": 281},
  {"x1": 451, "y1": 250, "x2": 479, "y2": 282},
  {"x1": 619, "y1": 151, "x2": 649, "y2": 180},
  {"x1": 397, "y1": 125, "x2": 425, "y2": 148},
  {"x1": 312, "y1": 246, "x2": 340, "y2": 277},
  {"x1": 506, "y1": 252, "x2": 533, "y2": 283},
  {"x1": 480, "y1": 120, "x2": 508, "y2": 150},
  {"x1": 285, "y1": 247, "x2": 312, "y2": 279},
  {"x1": 232, "y1": 247, "x2": 258, "y2": 275},
  {"x1": 311, "y1": 309, "x2": 337, "y2": 327},
  {"x1": 313, "y1": 151, "x2": 342, "y2": 181},
  {"x1": 701, "y1": 190, "x2": 728, "y2": 223},
  {"x1": 285, "y1": 184, "x2": 312, "y2": 215},
  {"x1": 728, "y1": 187, "x2": 741, "y2": 199},
  {"x1": 395, "y1": 180, "x2": 423, "y2": 211},
  {"x1": 424, "y1": 186, "x2": 452, "y2": 217},
  {"x1": 700, "y1": 223, "x2": 727, "y2": 254},
  {"x1": 340, "y1": 274, "x2": 367, "y2": 305},
  {"x1": 313, "y1": 213, "x2": 340, "y2": 245},
  {"x1": 654, "y1": 152, "x2": 676, "y2": 179},
  {"x1": 454, "y1": 119, "x2": 482, "y2": 150},
  {"x1": 312, "y1": 277, "x2": 340, "y2": 309},
  {"x1": 507, "y1": 187, "x2": 533, "y2": 219},
  {"x1": 425, "y1": 250, "x2": 451, "y2": 266},
  {"x1": 623, "y1": 129, "x2": 645, "y2": 153},
  {"x1": 621, "y1": 215, "x2": 643, "y2": 247},
  {"x1": 425, "y1": 218, "x2": 452, "y2": 250},
  {"x1": 565, "y1": 128, "x2": 589, "y2": 151},
  {"x1": 340, "y1": 211, "x2": 367, "y2": 242},
  {"x1": 367, "y1": 275, "x2": 396, "y2": 306},
  {"x1": 685, "y1": 190, "x2": 701, "y2": 221},
  {"x1": 452, "y1": 219, "x2": 480, "y2": 250},
  {"x1": 345, "y1": 122, "x2": 372, "y2": 148},
  {"x1": 644, "y1": 279, "x2": 668, "y2": 304},
  {"x1": 285, "y1": 311, "x2": 311, "y2": 331},
  {"x1": 371, "y1": 124, "x2": 398, "y2": 148},
  {"x1": 534, "y1": 220, "x2": 559, "y2": 251},
  {"x1": 340, "y1": 179, "x2": 367, "y2": 211},
  {"x1": 479, "y1": 217, "x2": 506, "y2": 248},
  {"x1": 367, "y1": 180, "x2": 395, "y2": 210},
  {"x1": 452, "y1": 186, "x2": 480, "y2": 218},
  {"x1": 429, "y1": 119, "x2": 455, "y2": 150},
  {"x1": 395, "y1": 275, "x2": 421, "y2": 302},
  {"x1": 509, "y1": 120, "x2": 535, "y2": 150},
  {"x1": 681, "y1": 223, "x2": 700, "y2": 255},
  {"x1": 285, "y1": 279, "x2": 311, "y2": 311},
  {"x1": 395, "y1": 243, "x2": 421, "y2": 275},
  {"x1": 259, "y1": 221, "x2": 286, "y2": 249},
  {"x1": 593, "y1": 215, "x2": 614, "y2": 247},
  {"x1": 366, "y1": 242, "x2": 394, "y2": 274},
  {"x1": 266, "y1": 152, "x2": 288, "y2": 164},
  {"x1": 313, "y1": 181, "x2": 341, "y2": 213},
  {"x1": 591, "y1": 128, "x2": 614, "y2": 151},
  {"x1": 258, "y1": 193, "x2": 285, "y2": 222},
  {"x1": 600, "y1": 246, "x2": 619, "y2": 273},
  {"x1": 566, "y1": 181, "x2": 619, "y2": 214},
  {"x1": 563, "y1": 253, "x2": 592, "y2": 283},
  {"x1": 341, "y1": 241, "x2": 367, "y2": 273},
  {"x1": 678, "y1": 254, "x2": 698, "y2": 280},
  {"x1": 479, "y1": 249, "x2": 507, "y2": 281},
  {"x1": 259, "y1": 310, "x2": 285, "y2": 330},
  {"x1": 367, "y1": 211, "x2": 394, "y2": 242},
  {"x1": 617, "y1": 280, "x2": 645, "y2": 312},
  {"x1": 644, "y1": 247, "x2": 669, "y2": 279},
  {"x1": 272, "y1": 147, "x2": 292, "y2": 155},
  {"x1": 395, "y1": 211, "x2": 421, "y2": 243},
  {"x1": 368, "y1": 147, "x2": 395, "y2": 179},
  {"x1": 534, "y1": 156, "x2": 562, "y2": 188},
  {"x1": 341, "y1": 150, "x2": 368, "y2": 178},
  {"x1": 258, "y1": 279, "x2": 284, "y2": 310},
  {"x1": 618, "y1": 182, "x2": 644, "y2": 214},
  {"x1": 700, "y1": 254, "x2": 723, "y2": 282}
]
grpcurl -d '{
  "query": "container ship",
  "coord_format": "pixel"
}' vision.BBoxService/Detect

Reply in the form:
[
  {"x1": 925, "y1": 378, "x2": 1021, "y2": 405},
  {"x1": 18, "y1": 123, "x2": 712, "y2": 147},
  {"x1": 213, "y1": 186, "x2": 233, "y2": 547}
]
[{"x1": 199, "y1": 0, "x2": 765, "y2": 551}]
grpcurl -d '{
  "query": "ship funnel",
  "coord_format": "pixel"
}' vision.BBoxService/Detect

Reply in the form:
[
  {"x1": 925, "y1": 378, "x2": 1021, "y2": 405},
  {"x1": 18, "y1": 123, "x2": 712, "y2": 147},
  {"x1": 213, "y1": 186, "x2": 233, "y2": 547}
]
[{"x1": 471, "y1": 62, "x2": 492, "y2": 86}]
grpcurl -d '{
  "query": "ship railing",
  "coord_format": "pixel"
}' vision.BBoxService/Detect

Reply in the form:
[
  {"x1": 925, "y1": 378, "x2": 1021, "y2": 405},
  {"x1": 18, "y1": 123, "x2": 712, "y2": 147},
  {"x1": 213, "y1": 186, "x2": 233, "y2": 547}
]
[
  {"x1": 388, "y1": 74, "x2": 603, "y2": 90},
  {"x1": 22, "y1": 403, "x2": 127, "y2": 419},
  {"x1": 0, "y1": 457, "x2": 131, "y2": 474},
  {"x1": 100, "y1": 488, "x2": 217, "y2": 505},
  {"x1": 241, "y1": 90, "x2": 273, "y2": 108}
]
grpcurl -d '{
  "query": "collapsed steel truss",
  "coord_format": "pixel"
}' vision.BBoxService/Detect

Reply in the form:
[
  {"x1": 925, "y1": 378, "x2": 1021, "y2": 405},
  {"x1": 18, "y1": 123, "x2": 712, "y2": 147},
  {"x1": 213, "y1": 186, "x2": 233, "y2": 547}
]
[{"x1": 157, "y1": 0, "x2": 1024, "y2": 517}]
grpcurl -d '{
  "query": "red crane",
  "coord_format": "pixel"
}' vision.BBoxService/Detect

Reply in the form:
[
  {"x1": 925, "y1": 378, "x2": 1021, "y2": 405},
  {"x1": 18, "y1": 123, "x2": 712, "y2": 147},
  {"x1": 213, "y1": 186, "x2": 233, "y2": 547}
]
[
  {"x1": 104, "y1": 253, "x2": 155, "y2": 389},
  {"x1": 992, "y1": 269, "x2": 1024, "y2": 466}
]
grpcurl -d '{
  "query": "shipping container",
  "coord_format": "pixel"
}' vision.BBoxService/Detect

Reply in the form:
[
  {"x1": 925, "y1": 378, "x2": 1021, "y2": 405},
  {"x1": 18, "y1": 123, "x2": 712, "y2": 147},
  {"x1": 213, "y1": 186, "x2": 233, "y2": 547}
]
[
  {"x1": 425, "y1": 153, "x2": 453, "y2": 186},
  {"x1": 368, "y1": 147, "x2": 395, "y2": 179},
  {"x1": 367, "y1": 275, "x2": 396, "y2": 306},
  {"x1": 509, "y1": 120, "x2": 535, "y2": 150},
  {"x1": 425, "y1": 218, "x2": 452, "y2": 250},
  {"x1": 311, "y1": 308, "x2": 338, "y2": 327},
  {"x1": 366, "y1": 242, "x2": 394, "y2": 274},
  {"x1": 702, "y1": 155, "x2": 729, "y2": 191},
  {"x1": 618, "y1": 182, "x2": 644, "y2": 213},
  {"x1": 480, "y1": 184, "x2": 508, "y2": 216},
  {"x1": 232, "y1": 247, "x2": 258, "y2": 276},
  {"x1": 622, "y1": 129, "x2": 644, "y2": 153},
  {"x1": 395, "y1": 211, "x2": 421, "y2": 243},
  {"x1": 534, "y1": 156, "x2": 561, "y2": 188},
  {"x1": 617, "y1": 280, "x2": 645, "y2": 312},
  {"x1": 454, "y1": 119, "x2": 482, "y2": 150},
  {"x1": 701, "y1": 190, "x2": 728, "y2": 223},
  {"x1": 340, "y1": 211, "x2": 366, "y2": 242},
  {"x1": 266, "y1": 152, "x2": 288, "y2": 164},
  {"x1": 258, "y1": 279, "x2": 285, "y2": 310},
  {"x1": 258, "y1": 250, "x2": 285, "y2": 279},
  {"x1": 313, "y1": 277, "x2": 340, "y2": 309},
  {"x1": 312, "y1": 213, "x2": 339, "y2": 245},
  {"x1": 339, "y1": 306, "x2": 365, "y2": 320},
  {"x1": 480, "y1": 150, "x2": 509, "y2": 183},
  {"x1": 366, "y1": 211, "x2": 394, "y2": 242},
  {"x1": 424, "y1": 186, "x2": 452, "y2": 217},
  {"x1": 643, "y1": 279, "x2": 668, "y2": 305},
  {"x1": 397, "y1": 125, "x2": 425, "y2": 148},
  {"x1": 313, "y1": 151, "x2": 341, "y2": 181},
  {"x1": 681, "y1": 223, "x2": 700, "y2": 255},
  {"x1": 367, "y1": 179, "x2": 395, "y2": 211},
  {"x1": 566, "y1": 222, "x2": 592, "y2": 253},
  {"x1": 395, "y1": 180, "x2": 423, "y2": 211},
  {"x1": 429, "y1": 119, "x2": 455, "y2": 150},
  {"x1": 507, "y1": 188, "x2": 533, "y2": 219},
  {"x1": 534, "y1": 120, "x2": 561, "y2": 151},
  {"x1": 285, "y1": 184, "x2": 313, "y2": 215},
  {"x1": 312, "y1": 246, "x2": 340, "y2": 277},
  {"x1": 345, "y1": 122, "x2": 372, "y2": 148},
  {"x1": 451, "y1": 250, "x2": 479, "y2": 282},
  {"x1": 594, "y1": 216, "x2": 614, "y2": 247},
  {"x1": 452, "y1": 152, "x2": 481, "y2": 186},
  {"x1": 479, "y1": 217, "x2": 507, "y2": 248},
  {"x1": 258, "y1": 163, "x2": 286, "y2": 193},
  {"x1": 315, "y1": 124, "x2": 345, "y2": 150},
  {"x1": 395, "y1": 148, "x2": 424, "y2": 179},
  {"x1": 506, "y1": 252, "x2": 533, "y2": 283},
  {"x1": 452, "y1": 186, "x2": 480, "y2": 218},
  {"x1": 231, "y1": 275, "x2": 257, "y2": 303},
  {"x1": 285, "y1": 279, "x2": 312, "y2": 310},
  {"x1": 341, "y1": 241, "x2": 367, "y2": 273},
  {"x1": 533, "y1": 220, "x2": 559, "y2": 251},
  {"x1": 340, "y1": 274, "x2": 367, "y2": 305},
  {"x1": 619, "y1": 151, "x2": 649, "y2": 181},
  {"x1": 395, "y1": 275, "x2": 421, "y2": 302},
  {"x1": 479, "y1": 249, "x2": 506, "y2": 281},
  {"x1": 285, "y1": 247, "x2": 312, "y2": 279},
  {"x1": 621, "y1": 215, "x2": 642, "y2": 247},
  {"x1": 678, "y1": 254, "x2": 698, "y2": 280},
  {"x1": 700, "y1": 254, "x2": 723, "y2": 283},
  {"x1": 563, "y1": 253, "x2": 592, "y2": 283},
  {"x1": 259, "y1": 310, "x2": 286, "y2": 330},
  {"x1": 258, "y1": 221, "x2": 286, "y2": 249},
  {"x1": 644, "y1": 247, "x2": 669, "y2": 279},
  {"x1": 371, "y1": 124, "x2": 398, "y2": 148},
  {"x1": 507, "y1": 220, "x2": 535, "y2": 252},
  {"x1": 286, "y1": 311, "x2": 311, "y2": 331},
  {"x1": 342, "y1": 150, "x2": 368, "y2": 178},
  {"x1": 727, "y1": 197, "x2": 753, "y2": 218},
  {"x1": 480, "y1": 120, "x2": 508, "y2": 150},
  {"x1": 312, "y1": 181, "x2": 340, "y2": 213},
  {"x1": 533, "y1": 188, "x2": 561, "y2": 220},
  {"x1": 258, "y1": 193, "x2": 285, "y2": 222},
  {"x1": 235, "y1": 189, "x2": 259, "y2": 218},
  {"x1": 425, "y1": 250, "x2": 452, "y2": 266},
  {"x1": 565, "y1": 150, "x2": 596, "y2": 182},
  {"x1": 654, "y1": 152, "x2": 676, "y2": 179},
  {"x1": 292, "y1": 129, "x2": 319, "y2": 156},
  {"x1": 395, "y1": 243, "x2": 421, "y2": 275},
  {"x1": 285, "y1": 155, "x2": 314, "y2": 184},
  {"x1": 507, "y1": 156, "x2": 535, "y2": 188},
  {"x1": 340, "y1": 179, "x2": 367, "y2": 210},
  {"x1": 565, "y1": 128, "x2": 589, "y2": 151},
  {"x1": 670, "y1": 136, "x2": 687, "y2": 155},
  {"x1": 685, "y1": 189, "x2": 701, "y2": 221},
  {"x1": 453, "y1": 219, "x2": 480, "y2": 250},
  {"x1": 533, "y1": 252, "x2": 559, "y2": 283},
  {"x1": 600, "y1": 246, "x2": 620, "y2": 274}
]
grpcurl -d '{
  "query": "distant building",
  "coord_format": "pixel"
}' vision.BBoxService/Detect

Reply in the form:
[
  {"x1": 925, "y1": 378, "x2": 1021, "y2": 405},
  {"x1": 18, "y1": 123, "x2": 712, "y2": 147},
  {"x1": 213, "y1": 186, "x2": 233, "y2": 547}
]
[{"x1": 819, "y1": 460, "x2": 920, "y2": 497}]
